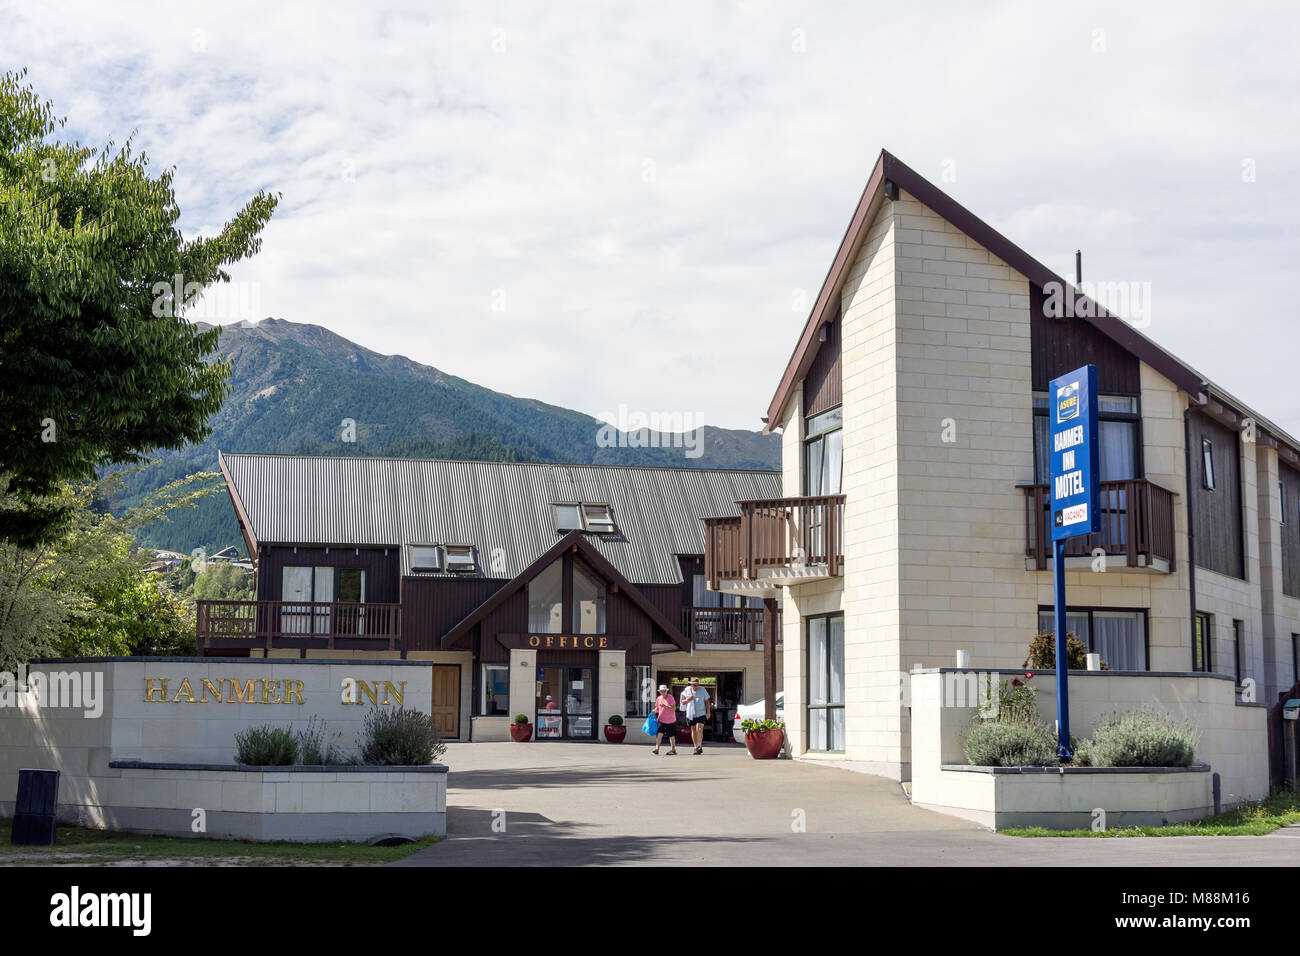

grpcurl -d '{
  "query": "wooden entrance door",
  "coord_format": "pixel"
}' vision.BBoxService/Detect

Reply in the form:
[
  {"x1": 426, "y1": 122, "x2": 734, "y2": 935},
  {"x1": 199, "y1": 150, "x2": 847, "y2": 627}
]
[{"x1": 430, "y1": 665, "x2": 460, "y2": 740}]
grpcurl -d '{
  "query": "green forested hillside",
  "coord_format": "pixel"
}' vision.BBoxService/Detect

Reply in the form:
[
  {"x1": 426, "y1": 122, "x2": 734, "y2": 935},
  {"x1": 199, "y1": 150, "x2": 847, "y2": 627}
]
[{"x1": 126, "y1": 318, "x2": 779, "y2": 554}]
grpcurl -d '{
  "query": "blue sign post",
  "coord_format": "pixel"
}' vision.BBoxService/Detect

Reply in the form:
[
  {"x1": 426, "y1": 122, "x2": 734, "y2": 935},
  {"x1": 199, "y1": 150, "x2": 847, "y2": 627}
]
[{"x1": 1048, "y1": 364, "x2": 1099, "y2": 762}]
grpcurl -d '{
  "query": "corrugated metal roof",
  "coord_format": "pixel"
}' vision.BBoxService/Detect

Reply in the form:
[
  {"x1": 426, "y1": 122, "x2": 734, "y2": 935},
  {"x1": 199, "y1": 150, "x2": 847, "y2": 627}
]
[{"x1": 222, "y1": 453, "x2": 780, "y2": 586}]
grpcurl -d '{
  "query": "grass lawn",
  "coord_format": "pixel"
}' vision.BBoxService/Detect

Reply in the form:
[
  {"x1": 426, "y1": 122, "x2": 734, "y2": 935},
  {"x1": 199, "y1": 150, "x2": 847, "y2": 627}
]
[
  {"x1": 1002, "y1": 790, "x2": 1300, "y2": 838},
  {"x1": 0, "y1": 819, "x2": 439, "y2": 865}
]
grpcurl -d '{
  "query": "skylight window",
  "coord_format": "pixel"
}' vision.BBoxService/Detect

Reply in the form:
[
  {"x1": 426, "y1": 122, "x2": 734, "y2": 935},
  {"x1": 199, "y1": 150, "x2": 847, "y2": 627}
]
[
  {"x1": 443, "y1": 544, "x2": 476, "y2": 572},
  {"x1": 582, "y1": 503, "x2": 614, "y2": 534},
  {"x1": 409, "y1": 545, "x2": 441, "y2": 573},
  {"x1": 552, "y1": 502, "x2": 615, "y2": 534},
  {"x1": 553, "y1": 504, "x2": 584, "y2": 531}
]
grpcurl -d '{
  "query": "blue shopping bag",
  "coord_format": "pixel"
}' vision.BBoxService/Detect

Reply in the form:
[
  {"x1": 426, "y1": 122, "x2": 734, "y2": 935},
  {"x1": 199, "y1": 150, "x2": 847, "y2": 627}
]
[{"x1": 642, "y1": 713, "x2": 659, "y2": 736}]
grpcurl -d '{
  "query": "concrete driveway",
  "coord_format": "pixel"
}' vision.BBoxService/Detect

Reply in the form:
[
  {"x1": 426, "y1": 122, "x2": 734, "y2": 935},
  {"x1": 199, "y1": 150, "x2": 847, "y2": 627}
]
[{"x1": 394, "y1": 741, "x2": 1298, "y2": 867}]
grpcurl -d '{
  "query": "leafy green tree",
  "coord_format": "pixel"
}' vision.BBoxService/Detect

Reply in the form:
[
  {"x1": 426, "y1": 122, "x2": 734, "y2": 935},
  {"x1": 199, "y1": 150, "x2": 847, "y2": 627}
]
[
  {"x1": 0, "y1": 473, "x2": 219, "y2": 669},
  {"x1": 192, "y1": 561, "x2": 253, "y2": 601},
  {"x1": 0, "y1": 69, "x2": 278, "y2": 547}
]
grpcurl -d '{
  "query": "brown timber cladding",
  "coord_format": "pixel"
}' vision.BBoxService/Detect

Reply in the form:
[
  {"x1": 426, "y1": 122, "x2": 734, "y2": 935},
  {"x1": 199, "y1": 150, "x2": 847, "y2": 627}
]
[
  {"x1": 1189, "y1": 411, "x2": 1246, "y2": 580},
  {"x1": 1030, "y1": 285, "x2": 1140, "y2": 394},
  {"x1": 1280, "y1": 462, "x2": 1300, "y2": 598},
  {"x1": 256, "y1": 545, "x2": 401, "y2": 603},
  {"x1": 803, "y1": 308, "x2": 842, "y2": 417}
]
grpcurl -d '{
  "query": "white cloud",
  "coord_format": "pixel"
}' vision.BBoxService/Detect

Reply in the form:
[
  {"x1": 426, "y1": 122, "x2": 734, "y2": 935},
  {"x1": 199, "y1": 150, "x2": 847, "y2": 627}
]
[{"x1": 4, "y1": 0, "x2": 1298, "y2": 434}]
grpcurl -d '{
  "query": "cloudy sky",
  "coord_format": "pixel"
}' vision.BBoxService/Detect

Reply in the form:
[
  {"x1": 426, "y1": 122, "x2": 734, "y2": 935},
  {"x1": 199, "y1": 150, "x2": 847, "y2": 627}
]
[{"x1": 4, "y1": 1, "x2": 1298, "y2": 434}]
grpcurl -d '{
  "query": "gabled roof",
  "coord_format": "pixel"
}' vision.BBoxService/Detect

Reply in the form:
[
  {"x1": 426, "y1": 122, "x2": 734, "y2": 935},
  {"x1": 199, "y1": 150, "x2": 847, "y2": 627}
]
[
  {"x1": 443, "y1": 530, "x2": 689, "y2": 650},
  {"x1": 763, "y1": 150, "x2": 1300, "y2": 461},
  {"x1": 220, "y1": 452, "x2": 781, "y2": 587}
]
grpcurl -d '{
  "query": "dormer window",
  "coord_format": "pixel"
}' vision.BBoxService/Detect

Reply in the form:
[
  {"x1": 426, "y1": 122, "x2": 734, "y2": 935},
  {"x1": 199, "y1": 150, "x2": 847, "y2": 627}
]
[
  {"x1": 582, "y1": 503, "x2": 614, "y2": 534},
  {"x1": 553, "y1": 504, "x2": 583, "y2": 531},
  {"x1": 409, "y1": 545, "x2": 441, "y2": 573},
  {"x1": 443, "y1": 544, "x2": 477, "y2": 572},
  {"x1": 552, "y1": 502, "x2": 614, "y2": 534}
]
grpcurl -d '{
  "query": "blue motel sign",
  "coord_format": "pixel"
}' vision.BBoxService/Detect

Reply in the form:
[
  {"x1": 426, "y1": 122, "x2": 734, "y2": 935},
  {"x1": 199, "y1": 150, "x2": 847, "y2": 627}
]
[{"x1": 1047, "y1": 364, "x2": 1099, "y2": 761}]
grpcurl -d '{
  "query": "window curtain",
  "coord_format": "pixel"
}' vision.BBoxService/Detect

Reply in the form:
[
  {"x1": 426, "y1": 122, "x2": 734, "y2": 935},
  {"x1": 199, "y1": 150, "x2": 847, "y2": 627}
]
[
  {"x1": 1033, "y1": 415, "x2": 1137, "y2": 484},
  {"x1": 571, "y1": 562, "x2": 606, "y2": 634},
  {"x1": 1091, "y1": 611, "x2": 1145, "y2": 671},
  {"x1": 1037, "y1": 610, "x2": 1091, "y2": 646},
  {"x1": 823, "y1": 428, "x2": 843, "y2": 495},
  {"x1": 528, "y1": 560, "x2": 564, "y2": 633},
  {"x1": 1099, "y1": 420, "x2": 1137, "y2": 481}
]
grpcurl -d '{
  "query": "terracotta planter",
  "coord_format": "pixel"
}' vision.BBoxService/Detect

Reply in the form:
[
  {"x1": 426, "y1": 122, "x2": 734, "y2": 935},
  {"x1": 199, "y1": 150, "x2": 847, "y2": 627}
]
[
  {"x1": 744, "y1": 728, "x2": 784, "y2": 760},
  {"x1": 510, "y1": 722, "x2": 533, "y2": 742},
  {"x1": 603, "y1": 724, "x2": 627, "y2": 743}
]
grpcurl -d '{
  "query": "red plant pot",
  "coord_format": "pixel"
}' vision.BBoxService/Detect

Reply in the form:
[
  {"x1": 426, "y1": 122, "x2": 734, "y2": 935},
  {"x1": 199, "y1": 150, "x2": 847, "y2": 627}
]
[
  {"x1": 676, "y1": 723, "x2": 693, "y2": 743},
  {"x1": 510, "y1": 722, "x2": 533, "y2": 742},
  {"x1": 604, "y1": 725, "x2": 627, "y2": 743},
  {"x1": 744, "y1": 728, "x2": 784, "y2": 760}
]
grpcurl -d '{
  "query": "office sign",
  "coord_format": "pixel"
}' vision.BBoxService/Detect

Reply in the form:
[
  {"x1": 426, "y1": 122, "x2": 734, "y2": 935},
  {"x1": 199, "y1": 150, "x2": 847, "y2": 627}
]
[{"x1": 1049, "y1": 364, "x2": 1100, "y2": 541}]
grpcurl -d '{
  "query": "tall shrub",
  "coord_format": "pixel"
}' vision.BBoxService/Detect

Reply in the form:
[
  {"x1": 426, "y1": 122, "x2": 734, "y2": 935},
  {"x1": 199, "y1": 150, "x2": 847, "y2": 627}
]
[
  {"x1": 358, "y1": 708, "x2": 445, "y2": 766},
  {"x1": 234, "y1": 724, "x2": 298, "y2": 766},
  {"x1": 1077, "y1": 710, "x2": 1198, "y2": 767},
  {"x1": 962, "y1": 721, "x2": 1056, "y2": 767}
]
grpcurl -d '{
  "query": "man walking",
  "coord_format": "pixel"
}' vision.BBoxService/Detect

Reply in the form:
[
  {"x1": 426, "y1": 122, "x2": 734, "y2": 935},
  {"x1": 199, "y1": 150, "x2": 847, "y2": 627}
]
[{"x1": 681, "y1": 677, "x2": 711, "y2": 755}]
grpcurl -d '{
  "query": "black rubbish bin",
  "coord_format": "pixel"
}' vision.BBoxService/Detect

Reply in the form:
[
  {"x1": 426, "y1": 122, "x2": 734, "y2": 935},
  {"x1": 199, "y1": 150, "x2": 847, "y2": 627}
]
[{"x1": 11, "y1": 768, "x2": 60, "y2": 846}]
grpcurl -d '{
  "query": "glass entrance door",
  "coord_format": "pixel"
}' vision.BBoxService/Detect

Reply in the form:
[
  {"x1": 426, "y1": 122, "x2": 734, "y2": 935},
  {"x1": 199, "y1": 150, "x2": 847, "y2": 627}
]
[{"x1": 535, "y1": 666, "x2": 595, "y2": 739}]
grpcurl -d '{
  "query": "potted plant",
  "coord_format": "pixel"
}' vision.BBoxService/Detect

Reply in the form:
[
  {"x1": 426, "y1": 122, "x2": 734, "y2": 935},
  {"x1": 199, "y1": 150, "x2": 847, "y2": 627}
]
[
  {"x1": 604, "y1": 714, "x2": 626, "y2": 743},
  {"x1": 510, "y1": 713, "x2": 533, "y2": 742},
  {"x1": 742, "y1": 718, "x2": 785, "y2": 760}
]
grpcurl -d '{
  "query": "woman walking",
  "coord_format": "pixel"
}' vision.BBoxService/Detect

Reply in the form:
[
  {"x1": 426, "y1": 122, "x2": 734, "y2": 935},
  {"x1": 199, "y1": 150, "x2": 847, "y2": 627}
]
[{"x1": 651, "y1": 684, "x2": 678, "y2": 754}]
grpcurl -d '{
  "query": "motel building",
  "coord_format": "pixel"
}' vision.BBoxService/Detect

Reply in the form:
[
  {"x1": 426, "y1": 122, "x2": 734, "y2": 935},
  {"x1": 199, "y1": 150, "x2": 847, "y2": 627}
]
[
  {"x1": 698, "y1": 149, "x2": 1300, "y2": 812},
  {"x1": 199, "y1": 454, "x2": 783, "y2": 744}
]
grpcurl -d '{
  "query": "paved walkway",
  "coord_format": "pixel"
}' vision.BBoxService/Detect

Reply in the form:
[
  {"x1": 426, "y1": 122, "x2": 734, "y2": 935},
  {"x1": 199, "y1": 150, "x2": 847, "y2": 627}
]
[{"x1": 395, "y1": 742, "x2": 1298, "y2": 866}]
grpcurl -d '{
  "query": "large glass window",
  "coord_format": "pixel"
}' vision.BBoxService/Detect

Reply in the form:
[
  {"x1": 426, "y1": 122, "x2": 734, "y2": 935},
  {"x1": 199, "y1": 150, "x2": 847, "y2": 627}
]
[
  {"x1": 572, "y1": 561, "x2": 607, "y2": 634},
  {"x1": 481, "y1": 664, "x2": 509, "y2": 716},
  {"x1": 281, "y1": 565, "x2": 334, "y2": 634},
  {"x1": 1193, "y1": 613, "x2": 1213, "y2": 673},
  {"x1": 1033, "y1": 393, "x2": 1140, "y2": 484},
  {"x1": 553, "y1": 504, "x2": 583, "y2": 531},
  {"x1": 806, "y1": 613, "x2": 845, "y2": 752},
  {"x1": 1037, "y1": 607, "x2": 1148, "y2": 671},
  {"x1": 1233, "y1": 620, "x2": 1246, "y2": 686},
  {"x1": 528, "y1": 559, "x2": 564, "y2": 633},
  {"x1": 804, "y1": 406, "x2": 843, "y2": 496},
  {"x1": 625, "y1": 664, "x2": 651, "y2": 717}
]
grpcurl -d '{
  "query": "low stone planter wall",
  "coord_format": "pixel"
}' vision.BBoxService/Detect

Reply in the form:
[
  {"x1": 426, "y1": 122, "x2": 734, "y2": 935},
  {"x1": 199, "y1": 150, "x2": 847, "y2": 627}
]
[
  {"x1": 37, "y1": 762, "x2": 451, "y2": 843},
  {"x1": 909, "y1": 669, "x2": 1267, "y2": 830},
  {"x1": 916, "y1": 764, "x2": 1213, "y2": 830}
]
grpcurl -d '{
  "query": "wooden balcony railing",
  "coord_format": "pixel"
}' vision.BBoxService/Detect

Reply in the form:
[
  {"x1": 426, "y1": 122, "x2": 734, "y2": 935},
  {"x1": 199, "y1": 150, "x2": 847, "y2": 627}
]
[
  {"x1": 681, "y1": 606, "x2": 779, "y2": 649},
  {"x1": 1022, "y1": 479, "x2": 1176, "y2": 571},
  {"x1": 703, "y1": 494, "x2": 846, "y2": 590},
  {"x1": 196, "y1": 600, "x2": 401, "y2": 652}
]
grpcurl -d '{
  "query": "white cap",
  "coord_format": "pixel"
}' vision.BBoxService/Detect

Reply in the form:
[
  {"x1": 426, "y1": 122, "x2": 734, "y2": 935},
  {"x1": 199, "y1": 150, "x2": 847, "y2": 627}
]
[{"x1": 657, "y1": 684, "x2": 668, "y2": 691}]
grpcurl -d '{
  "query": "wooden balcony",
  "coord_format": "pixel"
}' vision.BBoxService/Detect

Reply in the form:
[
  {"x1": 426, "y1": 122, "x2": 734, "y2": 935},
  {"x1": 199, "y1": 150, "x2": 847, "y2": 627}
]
[
  {"x1": 196, "y1": 600, "x2": 401, "y2": 653},
  {"x1": 703, "y1": 494, "x2": 845, "y2": 596},
  {"x1": 681, "y1": 606, "x2": 779, "y2": 649},
  {"x1": 1022, "y1": 479, "x2": 1177, "y2": 573}
]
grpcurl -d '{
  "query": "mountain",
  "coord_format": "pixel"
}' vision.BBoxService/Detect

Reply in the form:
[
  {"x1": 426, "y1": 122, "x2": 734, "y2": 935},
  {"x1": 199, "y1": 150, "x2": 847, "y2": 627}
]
[{"x1": 124, "y1": 318, "x2": 780, "y2": 554}]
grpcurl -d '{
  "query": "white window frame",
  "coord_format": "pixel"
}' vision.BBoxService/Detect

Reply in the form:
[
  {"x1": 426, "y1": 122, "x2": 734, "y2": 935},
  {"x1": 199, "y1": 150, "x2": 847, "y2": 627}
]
[
  {"x1": 553, "y1": 503, "x2": 583, "y2": 532},
  {"x1": 409, "y1": 544, "x2": 441, "y2": 573},
  {"x1": 581, "y1": 503, "x2": 614, "y2": 534},
  {"x1": 1202, "y1": 438, "x2": 1215, "y2": 491},
  {"x1": 443, "y1": 544, "x2": 477, "y2": 572}
]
